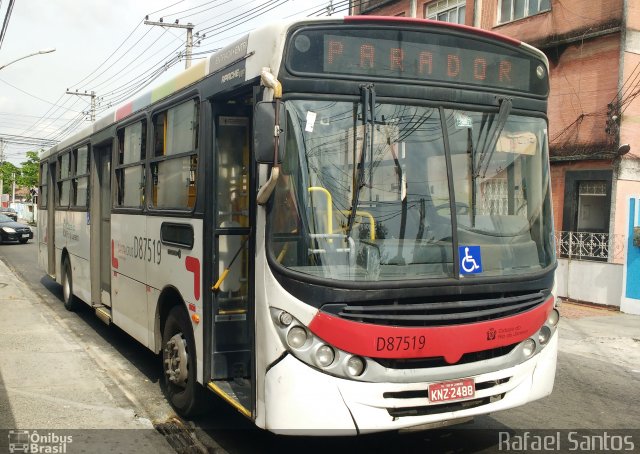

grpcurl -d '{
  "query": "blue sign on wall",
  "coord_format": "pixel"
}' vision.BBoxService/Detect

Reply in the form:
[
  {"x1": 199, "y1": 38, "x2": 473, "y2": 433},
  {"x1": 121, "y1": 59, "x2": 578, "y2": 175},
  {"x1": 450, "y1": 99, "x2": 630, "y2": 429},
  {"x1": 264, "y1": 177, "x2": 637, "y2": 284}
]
[
  {"x1": 459, "y1": 245, "x2": 483, "y2": 275},
  {"x1": 626, "y1": 198, "x2": 640, "y2": 299}
]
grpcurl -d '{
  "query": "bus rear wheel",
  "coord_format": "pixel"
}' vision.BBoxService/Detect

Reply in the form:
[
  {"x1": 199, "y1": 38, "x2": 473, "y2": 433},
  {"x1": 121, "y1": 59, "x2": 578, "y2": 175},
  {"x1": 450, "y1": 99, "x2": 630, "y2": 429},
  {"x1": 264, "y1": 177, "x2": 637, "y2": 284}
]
[
  {"x1": 162, "y1": 306, "x2": 205, "y2": 417},
  {"x1": 62, "y1": 257, "x2": 79, "y2": 311}
]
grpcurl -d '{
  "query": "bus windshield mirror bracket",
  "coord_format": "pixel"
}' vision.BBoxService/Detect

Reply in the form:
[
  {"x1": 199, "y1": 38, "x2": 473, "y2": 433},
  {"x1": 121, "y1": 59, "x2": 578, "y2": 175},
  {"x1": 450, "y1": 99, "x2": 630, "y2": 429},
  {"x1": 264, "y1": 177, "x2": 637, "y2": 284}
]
[
  {"x1": 470, "y1": 96, "x2": 512, "y2": 226},
  {"x1": 346, "y1": 83, "x2": 375, "y2": 238}
]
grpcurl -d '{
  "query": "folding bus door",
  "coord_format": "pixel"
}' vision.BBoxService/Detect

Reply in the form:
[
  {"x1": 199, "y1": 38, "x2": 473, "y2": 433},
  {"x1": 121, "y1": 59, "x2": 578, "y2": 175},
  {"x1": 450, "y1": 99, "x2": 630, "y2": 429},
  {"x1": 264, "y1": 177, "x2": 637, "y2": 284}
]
[{"x1": 208, "y1": 102, "x2": 254, "y2": 418}]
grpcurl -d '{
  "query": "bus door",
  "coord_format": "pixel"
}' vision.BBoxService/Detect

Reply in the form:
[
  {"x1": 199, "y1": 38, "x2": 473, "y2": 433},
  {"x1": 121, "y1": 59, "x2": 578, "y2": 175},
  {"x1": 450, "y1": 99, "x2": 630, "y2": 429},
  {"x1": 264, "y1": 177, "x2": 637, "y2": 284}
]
[
  {"x1": 90, "y1": 144, "x2": 112, "y2": 310},
  {"x1": 209, "y1": 101, "x2": 253, "y2": 416},
  {"x1": 46, "y1": 160, "x2": 56, "y2": 276}
]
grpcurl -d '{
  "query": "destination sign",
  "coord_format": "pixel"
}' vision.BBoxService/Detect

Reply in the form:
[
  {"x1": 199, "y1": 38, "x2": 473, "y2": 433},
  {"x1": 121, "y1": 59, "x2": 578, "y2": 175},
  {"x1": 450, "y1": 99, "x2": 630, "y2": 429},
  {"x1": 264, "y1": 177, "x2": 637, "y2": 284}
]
[{"x1": 287, "y1": 27, "x2": 547, "y2": 95}]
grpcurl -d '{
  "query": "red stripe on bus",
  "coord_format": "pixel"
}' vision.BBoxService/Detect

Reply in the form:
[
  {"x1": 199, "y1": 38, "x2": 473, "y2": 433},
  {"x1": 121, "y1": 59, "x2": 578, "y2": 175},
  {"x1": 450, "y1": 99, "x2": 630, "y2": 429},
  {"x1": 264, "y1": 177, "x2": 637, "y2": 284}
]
[
  {"x1": 115, "y1": 102, "x2": 133, "y2": 121},
  {"x1": 111, "y1": 240, "x2": 119, "y2": 269},
  {"x1": 185, "y1": 256, "x2": 200, "y2": 301},
  {"x1": 344, "y1": 16, "x2": 521, "y2": 47},
  {"x1": 308, "y1": 296, "x2": 553, "y2": 364}
]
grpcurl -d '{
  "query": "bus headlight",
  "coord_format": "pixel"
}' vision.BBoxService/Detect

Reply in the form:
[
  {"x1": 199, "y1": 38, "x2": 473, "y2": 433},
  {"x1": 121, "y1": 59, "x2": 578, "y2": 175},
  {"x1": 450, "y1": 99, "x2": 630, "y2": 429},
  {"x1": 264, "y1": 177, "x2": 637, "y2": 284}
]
[
  {"x1": 315, "y1": 345, "x2": 335, "y2": 367},
  {"x1": 547, "y1": 309, "x2": 560, "y2": 327},
  {"x1": 538, "y1": 326, "x2": 551, "y2": 345},
  {"x1": 346, "y1": 356, "x2": 365, "y2": 377},
  {"x1": 522, "y1": 339, "x2": 536, "y2": 358},
  {"x1": 287, "y1": 326, "x2": 308, "y2": 349},
  {"x1": 279, "y1": 311, "x2": 293, "y2": 326},
  {"x1": 271, "y1": 308, "x2": 372, "y2": 381}
]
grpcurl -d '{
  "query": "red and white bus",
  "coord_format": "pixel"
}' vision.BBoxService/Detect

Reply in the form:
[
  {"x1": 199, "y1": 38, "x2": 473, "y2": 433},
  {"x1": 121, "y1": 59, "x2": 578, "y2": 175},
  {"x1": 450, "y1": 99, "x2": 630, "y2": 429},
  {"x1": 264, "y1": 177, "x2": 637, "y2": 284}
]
[{"x1": 38, "y1": 16, "x2": 559, "y2": 434}]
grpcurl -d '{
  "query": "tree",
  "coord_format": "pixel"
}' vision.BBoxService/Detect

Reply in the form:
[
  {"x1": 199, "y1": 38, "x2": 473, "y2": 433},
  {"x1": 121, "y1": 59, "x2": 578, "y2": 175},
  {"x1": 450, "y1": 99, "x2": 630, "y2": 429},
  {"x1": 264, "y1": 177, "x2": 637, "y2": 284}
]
[
  {"x1": 0, "y1": 161, "x2": 18, "y2": 195},
  {"x1": 18, "y1": 150, "x2": 40, "y2": 201}
]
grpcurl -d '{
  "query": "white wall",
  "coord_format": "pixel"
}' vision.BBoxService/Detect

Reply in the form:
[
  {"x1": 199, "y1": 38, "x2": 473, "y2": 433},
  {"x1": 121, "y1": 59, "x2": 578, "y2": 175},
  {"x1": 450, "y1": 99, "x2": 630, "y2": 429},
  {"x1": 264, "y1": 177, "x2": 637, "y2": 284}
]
[
  {"x1": 9, "y1": 202, "x2": 35, "y2": 223},
  {"x1": 556, "y1": 258, "x2": 623, "y2": 307}
]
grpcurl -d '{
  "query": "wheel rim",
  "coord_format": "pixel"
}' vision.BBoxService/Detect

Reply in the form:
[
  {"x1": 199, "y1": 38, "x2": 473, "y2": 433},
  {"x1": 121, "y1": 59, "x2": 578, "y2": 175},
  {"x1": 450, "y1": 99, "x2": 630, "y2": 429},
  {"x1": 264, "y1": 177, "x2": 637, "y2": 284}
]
[{"x1": 164, "y1": 333, "x2": 189, "y2": 388}]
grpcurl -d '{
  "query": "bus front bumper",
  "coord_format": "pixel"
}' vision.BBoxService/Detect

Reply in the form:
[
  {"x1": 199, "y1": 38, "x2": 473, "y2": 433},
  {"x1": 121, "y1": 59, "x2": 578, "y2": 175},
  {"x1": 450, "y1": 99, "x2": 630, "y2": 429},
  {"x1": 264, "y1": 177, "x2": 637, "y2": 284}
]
[{"x1": 263, "y1": 331, "x2": 557, "y2": 435}]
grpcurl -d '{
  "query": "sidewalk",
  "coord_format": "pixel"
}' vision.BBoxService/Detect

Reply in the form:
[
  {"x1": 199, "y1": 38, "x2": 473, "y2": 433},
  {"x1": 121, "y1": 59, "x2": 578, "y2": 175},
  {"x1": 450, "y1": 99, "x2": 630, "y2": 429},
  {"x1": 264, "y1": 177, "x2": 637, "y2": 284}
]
[
  {"x1": 557, "y1": 300, "x2": 640, "y2": 371},
  {"x1": 0, "y1": 258, "x2": 175, "y2": 452}
]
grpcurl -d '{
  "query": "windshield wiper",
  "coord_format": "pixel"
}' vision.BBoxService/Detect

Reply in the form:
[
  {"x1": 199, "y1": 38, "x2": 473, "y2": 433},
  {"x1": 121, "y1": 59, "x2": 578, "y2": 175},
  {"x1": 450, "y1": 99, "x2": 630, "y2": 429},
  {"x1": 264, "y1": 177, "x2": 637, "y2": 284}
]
[
  {"x1": 346, "y1": 83, "x2": 375, "y2": 238},
  {"x1": 474, "y1": 97, "x2": 512, "y2": 178},
  {"x1": 470, "y1": 97, "x2": 512, "y2": 226}
]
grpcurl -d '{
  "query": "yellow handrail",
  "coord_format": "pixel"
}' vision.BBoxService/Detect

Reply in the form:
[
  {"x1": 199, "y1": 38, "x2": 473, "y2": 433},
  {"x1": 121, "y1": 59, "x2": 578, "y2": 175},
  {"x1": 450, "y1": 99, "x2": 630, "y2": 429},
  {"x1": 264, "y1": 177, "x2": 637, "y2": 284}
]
[
  {"x1": 308, "y1": 187, "x2": 333, "y2": 236},
  {"x1": 307, "y1": 187, "x2": 376, "y2": 240},
  {"x1": 339, "y1": 210, "x2": 376, "y2": 240}
]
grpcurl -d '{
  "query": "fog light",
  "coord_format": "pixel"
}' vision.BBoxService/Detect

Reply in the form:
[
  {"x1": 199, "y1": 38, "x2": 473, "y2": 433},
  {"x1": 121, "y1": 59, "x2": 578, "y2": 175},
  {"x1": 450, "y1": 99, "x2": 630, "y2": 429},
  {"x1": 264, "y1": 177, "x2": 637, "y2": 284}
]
[
  {"x1": 279, "y1": 311, "x2": 293, "y2": 326},
  {"x1": 522, "y1": 339, "x2": 536, "y2": 358},
  {"x1": 538, "y1": 326, "x2": 552, "y2": 345},
  {"x1": 315, "y1": 345, "x2": 335, "y2": 367},
  {"x1": 287, "y1": 326, "x2": 308, "y2": 349},
  {"x1": 547, "y1": 309, "x2": 560, "y2": 327},
  {"x1": 346, "y1": 356, "x2": 365, "y2": 377}
]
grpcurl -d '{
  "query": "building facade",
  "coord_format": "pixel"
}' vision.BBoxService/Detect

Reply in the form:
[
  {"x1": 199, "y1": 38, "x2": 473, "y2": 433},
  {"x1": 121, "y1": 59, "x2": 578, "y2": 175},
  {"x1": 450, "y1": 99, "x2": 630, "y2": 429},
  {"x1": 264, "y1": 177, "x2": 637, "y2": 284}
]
[{"x1": 351, "y1": 0, "x2": 640, "y2": 306}]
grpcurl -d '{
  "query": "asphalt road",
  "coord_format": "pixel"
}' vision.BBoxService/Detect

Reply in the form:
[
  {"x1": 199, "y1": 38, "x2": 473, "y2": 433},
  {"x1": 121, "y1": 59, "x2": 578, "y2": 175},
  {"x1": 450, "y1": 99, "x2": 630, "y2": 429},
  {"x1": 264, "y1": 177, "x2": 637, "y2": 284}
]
[{"x1": 2, "y1": 240, "x2": 639, "y2": 454}]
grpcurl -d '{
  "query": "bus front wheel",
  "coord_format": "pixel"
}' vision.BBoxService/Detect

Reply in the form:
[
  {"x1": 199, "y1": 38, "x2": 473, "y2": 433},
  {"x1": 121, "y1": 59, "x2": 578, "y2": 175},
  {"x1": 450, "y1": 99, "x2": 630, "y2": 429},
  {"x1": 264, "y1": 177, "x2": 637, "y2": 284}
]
[
  {"x1": 162, "y1": 306, "x2": 205, "y2": 417},
  {"x1": 62, "y1": 258, "x2": 79, "y2": 311}
]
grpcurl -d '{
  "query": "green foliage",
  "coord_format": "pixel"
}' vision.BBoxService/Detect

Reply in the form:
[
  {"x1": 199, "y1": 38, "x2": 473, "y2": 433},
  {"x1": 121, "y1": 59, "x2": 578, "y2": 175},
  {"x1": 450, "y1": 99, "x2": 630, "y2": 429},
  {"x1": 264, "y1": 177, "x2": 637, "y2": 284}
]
[
  {"x1": 0, "y1": 149, "x2": 41, "y2": 201},
  {"x1": 0, "y1": 161, "x2": 18, "y2": 195}
]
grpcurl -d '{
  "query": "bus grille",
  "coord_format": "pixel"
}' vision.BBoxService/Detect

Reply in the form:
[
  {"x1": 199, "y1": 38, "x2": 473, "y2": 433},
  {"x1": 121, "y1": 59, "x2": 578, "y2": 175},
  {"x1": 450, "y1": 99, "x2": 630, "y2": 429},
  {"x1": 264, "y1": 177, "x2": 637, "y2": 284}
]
[
  {"x1": 386, "y1": 393, "x2": 506, "y2": 418},
  {"x1": 321, "y1": 290, "x2": 549, "y2": 327},
  {"x1": 374, "y1": 344, "x2": 518, "y2": 369}
]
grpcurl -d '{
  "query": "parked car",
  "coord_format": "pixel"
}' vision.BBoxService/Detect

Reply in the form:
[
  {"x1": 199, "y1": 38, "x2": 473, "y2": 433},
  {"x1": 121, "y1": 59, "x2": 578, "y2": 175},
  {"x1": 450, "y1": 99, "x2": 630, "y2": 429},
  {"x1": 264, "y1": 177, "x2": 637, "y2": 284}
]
[
  {"x1": 0, "y1": 214, "x2": 33, "y2": 243},
  {"x1": 0, "y1": 207, "x2": 17, "y2": 221}
]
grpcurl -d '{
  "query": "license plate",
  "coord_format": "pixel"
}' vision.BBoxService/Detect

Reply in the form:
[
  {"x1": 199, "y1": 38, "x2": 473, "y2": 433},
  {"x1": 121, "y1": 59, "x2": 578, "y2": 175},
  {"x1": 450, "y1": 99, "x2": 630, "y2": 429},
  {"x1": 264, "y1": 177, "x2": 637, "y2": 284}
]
[
  {"x1": 429, "y1": 378, "x2": 475, "y2": 403},
  {"x1": 21, "y1": 234, "x2": 29, "y2": 238}
]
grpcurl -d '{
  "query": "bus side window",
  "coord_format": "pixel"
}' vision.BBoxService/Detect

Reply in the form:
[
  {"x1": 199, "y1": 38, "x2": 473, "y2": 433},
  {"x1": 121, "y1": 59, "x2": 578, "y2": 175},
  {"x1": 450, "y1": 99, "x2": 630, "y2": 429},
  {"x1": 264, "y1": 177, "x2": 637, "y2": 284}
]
[
  {"x1": 151, "y1": 100, "x2": 199, "y2": 209},
  {"x1": 72, "y1": 145, "x2": 90, "y2": 208},
  {"x1": 57, "y1": 151, "x2": 71, "y2": 208},
  {"x1": 115, "y1": 120, "x2": 146, "y2": 208},
  {"x1": 39, "y1": 162, "x2": 48, "y2": 209}
]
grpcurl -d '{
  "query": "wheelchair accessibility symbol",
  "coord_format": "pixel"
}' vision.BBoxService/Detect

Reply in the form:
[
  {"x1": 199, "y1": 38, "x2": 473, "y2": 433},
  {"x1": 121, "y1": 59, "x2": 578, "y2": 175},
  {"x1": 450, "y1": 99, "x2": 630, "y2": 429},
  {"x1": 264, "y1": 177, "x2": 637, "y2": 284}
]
[{"x1": 459, "y1": 246, "x2": 482, "y2": 275}]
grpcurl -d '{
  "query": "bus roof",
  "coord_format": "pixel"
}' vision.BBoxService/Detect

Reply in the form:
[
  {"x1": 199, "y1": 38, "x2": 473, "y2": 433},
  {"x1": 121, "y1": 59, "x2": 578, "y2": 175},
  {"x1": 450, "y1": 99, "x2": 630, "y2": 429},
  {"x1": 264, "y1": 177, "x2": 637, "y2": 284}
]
[{"x1": 40, "y1": 16, "x2": 546, "y2": 161}]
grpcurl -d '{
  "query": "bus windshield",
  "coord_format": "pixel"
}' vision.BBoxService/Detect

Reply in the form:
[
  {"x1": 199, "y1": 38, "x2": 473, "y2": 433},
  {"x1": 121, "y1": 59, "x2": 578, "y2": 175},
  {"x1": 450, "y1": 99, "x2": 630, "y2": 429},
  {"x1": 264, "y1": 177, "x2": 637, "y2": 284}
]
[{"x1": 268, "y1": 99, "x2": 554, "y2": 282}]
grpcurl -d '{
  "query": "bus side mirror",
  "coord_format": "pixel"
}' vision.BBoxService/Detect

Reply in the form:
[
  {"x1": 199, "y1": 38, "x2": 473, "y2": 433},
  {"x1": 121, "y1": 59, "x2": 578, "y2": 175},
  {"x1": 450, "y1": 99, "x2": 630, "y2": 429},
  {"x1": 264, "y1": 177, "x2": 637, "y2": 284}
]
[{"x1": 254, "y1": 101, "x2": 284, "y2": 164}]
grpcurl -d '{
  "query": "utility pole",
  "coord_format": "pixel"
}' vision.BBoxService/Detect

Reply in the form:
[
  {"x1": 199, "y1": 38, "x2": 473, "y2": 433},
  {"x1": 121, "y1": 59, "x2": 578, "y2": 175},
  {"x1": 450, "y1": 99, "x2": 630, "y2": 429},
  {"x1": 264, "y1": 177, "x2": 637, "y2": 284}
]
[
  {"x1": 66, "y1": 90, "x2": 96, "y2": 122},
  {"x1": 145, "y1": 17, "x2": 194, "y2": 69},
  {"x1": 11, "y1": 172, "x2": 15, "y2": 203}
]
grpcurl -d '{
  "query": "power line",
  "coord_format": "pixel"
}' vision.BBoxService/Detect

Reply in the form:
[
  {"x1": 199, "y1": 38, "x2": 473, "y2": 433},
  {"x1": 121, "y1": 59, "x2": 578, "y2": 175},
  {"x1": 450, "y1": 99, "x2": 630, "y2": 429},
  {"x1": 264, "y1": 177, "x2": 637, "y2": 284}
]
[
  {"x1": 0, "y1": 77, "x2": 83, "y2": 113},
  {"x1": 147, "y1": 0, "x2": 187, "y2": 17},
  {"x1": 0, "y1": 0, "x2": 14, "y2": 50},
  {"x1": 43, "y1": 0, "x2": 320, "y2": 144}
]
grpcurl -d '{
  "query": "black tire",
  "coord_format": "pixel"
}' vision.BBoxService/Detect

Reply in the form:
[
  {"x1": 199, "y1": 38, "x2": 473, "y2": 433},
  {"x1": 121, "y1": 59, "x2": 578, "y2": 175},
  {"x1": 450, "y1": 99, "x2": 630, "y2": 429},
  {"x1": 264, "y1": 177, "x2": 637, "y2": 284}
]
[
  {"x1": 162, "y1": 306, "x2": 205, "y2": 417},
  {"x1": 19, "y1": 238, "x2": 28, "y2": 244},
  {"x1": 62, "y1": 257, "x2": 79, "y2": 311}
]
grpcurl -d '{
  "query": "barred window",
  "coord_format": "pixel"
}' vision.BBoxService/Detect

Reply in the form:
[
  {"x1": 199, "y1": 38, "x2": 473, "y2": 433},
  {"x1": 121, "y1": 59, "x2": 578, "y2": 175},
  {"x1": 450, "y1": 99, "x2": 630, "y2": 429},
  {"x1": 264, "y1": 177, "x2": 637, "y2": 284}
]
[
  {"x1": 498, "y1": 0, "x2": 550, "y2": 24},
  {"x1": 424, "y1": 0, "x2": 466, "y2": 24}
]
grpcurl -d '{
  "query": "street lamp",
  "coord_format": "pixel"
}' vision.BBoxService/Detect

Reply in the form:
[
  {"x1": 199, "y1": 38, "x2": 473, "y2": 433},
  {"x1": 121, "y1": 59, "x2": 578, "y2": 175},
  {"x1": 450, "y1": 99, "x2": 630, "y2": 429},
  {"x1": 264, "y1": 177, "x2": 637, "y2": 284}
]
[{"x1": 0, "y1": 48, "x2": 56, "y2": 71}]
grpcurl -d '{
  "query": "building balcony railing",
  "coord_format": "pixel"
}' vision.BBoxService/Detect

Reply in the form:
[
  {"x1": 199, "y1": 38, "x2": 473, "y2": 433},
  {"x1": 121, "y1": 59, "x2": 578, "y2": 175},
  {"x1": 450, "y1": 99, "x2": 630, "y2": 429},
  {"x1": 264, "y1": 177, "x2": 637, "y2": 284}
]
[{"x1": 555, "y1": 231, "x2": 626, "y2": 262}]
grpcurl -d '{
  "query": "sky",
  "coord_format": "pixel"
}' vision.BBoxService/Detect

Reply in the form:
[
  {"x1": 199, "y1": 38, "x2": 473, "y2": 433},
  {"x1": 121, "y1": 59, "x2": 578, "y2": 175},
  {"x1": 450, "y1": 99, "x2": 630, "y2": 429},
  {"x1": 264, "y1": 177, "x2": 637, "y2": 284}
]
[{"x1": 0, "y1": 0, "x2": 346, "y2": 165}]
